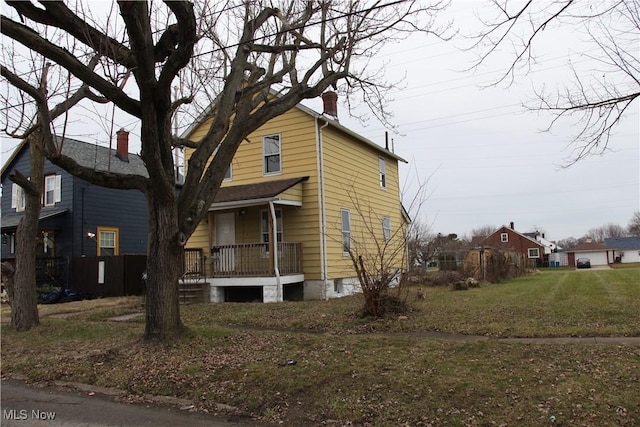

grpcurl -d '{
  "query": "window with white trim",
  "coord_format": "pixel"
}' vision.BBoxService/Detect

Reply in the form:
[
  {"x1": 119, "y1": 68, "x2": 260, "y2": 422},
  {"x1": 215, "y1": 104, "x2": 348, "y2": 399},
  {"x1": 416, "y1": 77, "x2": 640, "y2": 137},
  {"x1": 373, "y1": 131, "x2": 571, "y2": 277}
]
[
  {"x1": 11, "y1": 183, "x2": 26, "y2": 212},
  {"x1": 341, "y1": 209, "x2": 351, "y2": 255},
  {"x1": 263, "y1": 134, "x2": 281, "y2": 175},
  {"x1": 97, "y1": 227, "x2": 119, "y2": 256},
  {"x1": 260, "y1": 209, "x2": 283, "y2": 243},
  {"x1": 500, "y1": 233, "x2": 508, "y2": 243},
  {"x1": 44, "y1": 174, "x2": 61, "y2": 206},
  {"x1": 382, "y1": 216, "x2": 392, "y2": 242},
  {"x1": 379, "y1": 157, "x2": 386, "y2": 189},
  {"x1": 223, "y1": 165, "x2": 232, "y2": 181},
  {"x1": 528, "y1": 248, "x2": 540, "y2": 258}
]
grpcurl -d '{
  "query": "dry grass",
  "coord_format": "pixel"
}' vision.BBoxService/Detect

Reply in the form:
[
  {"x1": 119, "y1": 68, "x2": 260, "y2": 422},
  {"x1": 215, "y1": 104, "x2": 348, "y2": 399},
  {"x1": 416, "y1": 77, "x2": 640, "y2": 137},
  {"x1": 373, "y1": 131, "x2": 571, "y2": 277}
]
[{"x1": 2, "y1": 268, "x2": 639, "y2": 426}]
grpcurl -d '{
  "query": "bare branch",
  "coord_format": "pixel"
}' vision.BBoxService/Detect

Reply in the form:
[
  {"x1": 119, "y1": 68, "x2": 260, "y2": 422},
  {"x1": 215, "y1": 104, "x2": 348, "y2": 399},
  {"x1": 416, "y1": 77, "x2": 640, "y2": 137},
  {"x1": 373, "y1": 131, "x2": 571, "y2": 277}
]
[
  {"x1": 471, "y1": 0, "x2": 639, "y2": 164},
  {"x1": 0, "y1": 16, "x2": 141, "y2": 117}
]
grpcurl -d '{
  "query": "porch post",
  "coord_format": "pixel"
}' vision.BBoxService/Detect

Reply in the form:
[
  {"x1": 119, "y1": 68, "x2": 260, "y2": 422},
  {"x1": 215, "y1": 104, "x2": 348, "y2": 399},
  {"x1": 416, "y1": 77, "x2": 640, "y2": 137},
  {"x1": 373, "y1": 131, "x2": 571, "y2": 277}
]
[{"x1": 269, "y1": 201, "x2": 282, "y2": 301}]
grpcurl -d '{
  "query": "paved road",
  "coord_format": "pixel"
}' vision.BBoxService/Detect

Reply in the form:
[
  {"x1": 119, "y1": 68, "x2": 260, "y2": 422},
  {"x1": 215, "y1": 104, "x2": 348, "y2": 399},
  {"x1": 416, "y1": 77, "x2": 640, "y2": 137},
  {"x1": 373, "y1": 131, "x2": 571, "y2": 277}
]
[{"x1": 1, "y1": 379, "x2": 261, "y2": 427}]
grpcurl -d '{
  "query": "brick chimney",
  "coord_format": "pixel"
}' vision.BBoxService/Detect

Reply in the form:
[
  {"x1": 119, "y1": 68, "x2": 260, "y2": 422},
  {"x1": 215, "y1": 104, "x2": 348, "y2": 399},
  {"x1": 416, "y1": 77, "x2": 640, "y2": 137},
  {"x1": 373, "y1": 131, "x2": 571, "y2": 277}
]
[
  {"x1": 116, "y1": 129, "x2": 129, "y2": 162},
  {"x1": 321, "y1": 91, "x2": 338, "y2": 119}
]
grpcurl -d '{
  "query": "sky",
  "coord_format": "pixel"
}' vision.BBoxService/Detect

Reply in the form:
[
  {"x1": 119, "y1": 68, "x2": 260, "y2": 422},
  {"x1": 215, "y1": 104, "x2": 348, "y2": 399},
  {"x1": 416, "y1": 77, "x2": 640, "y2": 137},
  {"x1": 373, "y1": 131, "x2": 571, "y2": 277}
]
[
  {"x1": 1, "y1": 1, "x2": 638, "y2": 243},
  {"x1": 320, "y1": 1, "x2": 640, "y2": 242}
]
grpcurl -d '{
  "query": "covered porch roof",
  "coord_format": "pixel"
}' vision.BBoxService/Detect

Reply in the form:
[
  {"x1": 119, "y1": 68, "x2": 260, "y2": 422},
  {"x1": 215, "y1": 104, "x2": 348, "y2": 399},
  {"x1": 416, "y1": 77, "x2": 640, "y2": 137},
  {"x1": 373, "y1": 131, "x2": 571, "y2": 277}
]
[
  {"x1": 1, "y1": 207, "x2": 68, "y2": 230},
  {"x1": 209, "y1": 176, "x2": 309, "y2": 211}
]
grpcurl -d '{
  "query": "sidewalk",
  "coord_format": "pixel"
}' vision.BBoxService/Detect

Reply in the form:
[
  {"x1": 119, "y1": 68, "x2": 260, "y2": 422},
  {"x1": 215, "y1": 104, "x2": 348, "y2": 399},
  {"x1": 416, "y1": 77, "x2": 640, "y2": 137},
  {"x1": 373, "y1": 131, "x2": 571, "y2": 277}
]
[
  {"x1": 397, "y1": 330, "x2": 640, "y2": 346},
  {"x1": 498, "y1": 336, "x2": 640, "y2": 345},
  {"x1": 1, "y1": 378, "x2": 262, "y2": 427}
]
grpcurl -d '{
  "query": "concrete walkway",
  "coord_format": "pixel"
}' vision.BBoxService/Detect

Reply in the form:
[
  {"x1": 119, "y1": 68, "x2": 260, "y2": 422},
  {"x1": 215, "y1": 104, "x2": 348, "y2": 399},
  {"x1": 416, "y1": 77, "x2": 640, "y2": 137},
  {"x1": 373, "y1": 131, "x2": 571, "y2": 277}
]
[
  {"x1": 498, "y1": 336, "x2": 640, "y2": 345},
  {"x1": 206, "y1": 321, "x2": 640, "y2": 346},
  {"x1": 387, "y1": 330, "x2": 640, "y2": 346},
  {"x1": 104, "y1": 312, "x2": 640, "y2": 346}
]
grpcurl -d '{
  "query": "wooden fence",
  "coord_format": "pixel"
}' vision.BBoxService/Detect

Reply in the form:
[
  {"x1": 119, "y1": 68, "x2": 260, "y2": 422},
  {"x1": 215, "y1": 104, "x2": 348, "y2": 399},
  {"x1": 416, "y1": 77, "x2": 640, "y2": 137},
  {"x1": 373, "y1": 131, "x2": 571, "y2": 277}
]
[{"x1": 72, "y1": 255, "x2": 146, "y2": 298}]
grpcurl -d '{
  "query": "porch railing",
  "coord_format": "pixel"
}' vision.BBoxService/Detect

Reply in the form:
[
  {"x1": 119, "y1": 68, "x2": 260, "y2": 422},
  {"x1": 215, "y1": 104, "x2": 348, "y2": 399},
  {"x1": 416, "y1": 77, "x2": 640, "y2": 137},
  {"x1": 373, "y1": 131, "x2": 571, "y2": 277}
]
[
  {"x1": 183, "y1": 248, "x2": 205, "y2": 278},
  {"x1": 210, "y1": 242, "x2": 302, "y2": 277}
]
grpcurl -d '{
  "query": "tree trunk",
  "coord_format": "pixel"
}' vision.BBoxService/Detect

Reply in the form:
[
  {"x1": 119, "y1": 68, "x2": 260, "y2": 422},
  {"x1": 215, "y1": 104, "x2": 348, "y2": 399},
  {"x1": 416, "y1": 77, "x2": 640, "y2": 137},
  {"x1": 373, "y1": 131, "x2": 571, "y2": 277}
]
[
  {"x1": 143, "y1": 190, "x2": 184, "y2": 341},
  {"x1": 10, "y1": 138, "x2": 43, "y2": 331}
]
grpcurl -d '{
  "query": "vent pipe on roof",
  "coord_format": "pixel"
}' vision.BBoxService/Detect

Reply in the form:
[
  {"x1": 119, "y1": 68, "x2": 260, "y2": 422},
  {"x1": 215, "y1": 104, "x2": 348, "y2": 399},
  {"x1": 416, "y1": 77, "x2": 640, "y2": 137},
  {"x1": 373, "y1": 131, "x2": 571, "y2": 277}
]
[
  {"x1": 321, "y1": 91, "x2": 338, "y2": 119},
  {"x1": 510, "y1": 221, "x2": 514, "y2": 230},
  {"x1": 116, "y1": 129, "x2": 129, "y2": 163}
]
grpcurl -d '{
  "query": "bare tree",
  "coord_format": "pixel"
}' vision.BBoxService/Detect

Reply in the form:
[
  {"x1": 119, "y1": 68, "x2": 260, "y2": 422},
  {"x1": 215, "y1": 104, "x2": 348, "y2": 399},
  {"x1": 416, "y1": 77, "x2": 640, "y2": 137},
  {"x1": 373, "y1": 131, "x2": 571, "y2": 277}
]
[
  {"x1": 471, "y1": 0, "x2": 639, "y2": 165},
  {"x1": 470, "y1": 224, "x2": 497, "y2": 239},
  {"x1": 1, "y1": 1, "x2": 448, "y2": 341},
  {"x1": 407, "y1": 220, "x2": 438, "y2": 271},
  {"x1": 341, "y1": 189, "x2": 410, "y2": 318},
  {"x1": 587, "y1": 222, "x2": 627, "y2": 242},
  {"x1": 1, "y1": 56, "x2": 105, "y2": 331},
  {"x1": 557, "y1": 236, "x2": 578, "y2": 249},
  {"x1": 628, "y1": 211, "x2": 640, "y2": 237}
]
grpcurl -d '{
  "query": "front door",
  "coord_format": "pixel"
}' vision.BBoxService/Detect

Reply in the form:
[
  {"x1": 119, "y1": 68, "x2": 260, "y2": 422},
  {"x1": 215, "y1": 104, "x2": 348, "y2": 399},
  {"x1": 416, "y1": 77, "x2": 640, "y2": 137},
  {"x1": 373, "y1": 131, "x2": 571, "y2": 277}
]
[{"x1": 215, "y1": 212, "x2": 236, "y2": 272}]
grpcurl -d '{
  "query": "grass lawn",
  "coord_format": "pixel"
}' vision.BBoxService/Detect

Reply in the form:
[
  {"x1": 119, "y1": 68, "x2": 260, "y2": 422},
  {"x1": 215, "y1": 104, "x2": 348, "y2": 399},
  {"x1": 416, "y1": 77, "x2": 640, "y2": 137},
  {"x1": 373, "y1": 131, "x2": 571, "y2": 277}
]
[{"x1": 2, "y1": 267, "x2": 639, "y2": 426}]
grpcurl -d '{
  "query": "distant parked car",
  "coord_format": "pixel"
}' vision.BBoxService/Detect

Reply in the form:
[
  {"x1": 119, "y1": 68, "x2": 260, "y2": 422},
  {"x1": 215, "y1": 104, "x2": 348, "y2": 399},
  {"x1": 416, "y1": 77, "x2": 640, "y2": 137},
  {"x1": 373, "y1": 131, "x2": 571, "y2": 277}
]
[{"x1": 576, "y1": 258, "x2": 591, "y2": 269}]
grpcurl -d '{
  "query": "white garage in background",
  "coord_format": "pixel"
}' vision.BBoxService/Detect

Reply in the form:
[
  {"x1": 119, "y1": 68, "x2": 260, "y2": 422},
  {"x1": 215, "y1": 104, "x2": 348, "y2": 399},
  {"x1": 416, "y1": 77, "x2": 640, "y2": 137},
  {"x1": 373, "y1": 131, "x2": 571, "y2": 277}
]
[
  {"x1": 604, "y1": 237, "x2": 640, "y2": 264},
  {"x1": 567, "y1": 241, "x2": 615, "y2": 267}
]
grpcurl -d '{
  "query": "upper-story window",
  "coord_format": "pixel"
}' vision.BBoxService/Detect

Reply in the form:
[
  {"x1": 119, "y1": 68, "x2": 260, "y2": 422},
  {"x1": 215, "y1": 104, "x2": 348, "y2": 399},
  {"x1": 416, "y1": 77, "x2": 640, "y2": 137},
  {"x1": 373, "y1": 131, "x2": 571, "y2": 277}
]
[
  {"x1": 379, "y1": 157, "x2": 386, "y2": 189},
  {"x1": 382, "y1": 216, "x2": 392, "y2": 242},
  {"x1": 500, "y1": 233, "x2": 508, "y2": 243},
  {"x1": 11, "y1": 175, "x2": 61, "y2": 211},
  {"x1": 223, "y1": 164, "x2": 232, "y2": 182},
  {"x1": 11, "y1": 184, "x2": 25, "y2": 212},
  {"x1": 44, "y1": 174, "x2": 61, "y2": 206},
  {"x1": 263, "y1": 134, "x2": 281, "y2": 175}
]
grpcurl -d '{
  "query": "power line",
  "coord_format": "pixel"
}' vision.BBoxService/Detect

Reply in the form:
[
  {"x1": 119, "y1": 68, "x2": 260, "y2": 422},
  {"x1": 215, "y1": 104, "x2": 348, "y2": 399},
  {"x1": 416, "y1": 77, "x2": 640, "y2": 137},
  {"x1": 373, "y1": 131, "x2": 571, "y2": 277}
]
[{"x1": 190, "y1": 0, "x2": 410, "y2": 59}]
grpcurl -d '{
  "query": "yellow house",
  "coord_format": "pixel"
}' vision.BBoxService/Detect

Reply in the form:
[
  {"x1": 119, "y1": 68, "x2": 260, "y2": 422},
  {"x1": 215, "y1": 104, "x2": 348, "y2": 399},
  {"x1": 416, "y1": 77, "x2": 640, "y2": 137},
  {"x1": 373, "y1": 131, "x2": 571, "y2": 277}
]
[{"x1": 183, "y1": 92, "x2": 408, "y2": 302}]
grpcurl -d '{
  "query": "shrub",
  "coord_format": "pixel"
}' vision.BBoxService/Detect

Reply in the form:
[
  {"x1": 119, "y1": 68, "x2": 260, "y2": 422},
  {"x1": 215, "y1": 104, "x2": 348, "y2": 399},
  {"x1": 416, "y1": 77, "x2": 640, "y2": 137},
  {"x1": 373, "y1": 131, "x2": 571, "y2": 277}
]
[{"x1": 422, "y1": 271, "x2": 465, "y2": 287}]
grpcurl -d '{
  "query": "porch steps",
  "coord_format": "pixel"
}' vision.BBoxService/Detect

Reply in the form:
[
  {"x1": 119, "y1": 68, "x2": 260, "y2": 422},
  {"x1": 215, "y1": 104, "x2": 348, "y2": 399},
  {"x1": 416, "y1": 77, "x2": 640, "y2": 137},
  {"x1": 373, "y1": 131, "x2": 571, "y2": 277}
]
[{"x1": 178, "y1": 275, "x2": 207, "y2": 304}]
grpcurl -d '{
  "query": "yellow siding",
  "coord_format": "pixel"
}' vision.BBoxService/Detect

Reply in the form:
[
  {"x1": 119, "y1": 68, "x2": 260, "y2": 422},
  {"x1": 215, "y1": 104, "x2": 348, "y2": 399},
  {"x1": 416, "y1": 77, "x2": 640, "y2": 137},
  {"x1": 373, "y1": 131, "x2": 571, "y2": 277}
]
[
  {"x1": 277, "y1": 182, "x2": 304, "y2": 202},
  {"x1": 321, "y1": 125, "x2": 405, "y2": 280},
  {"x1": 183, "y1": 102, "x2": 406, "y2": 284},
  {"x1": 184, "y1": 106, "x2": 323, "y2": 278}
]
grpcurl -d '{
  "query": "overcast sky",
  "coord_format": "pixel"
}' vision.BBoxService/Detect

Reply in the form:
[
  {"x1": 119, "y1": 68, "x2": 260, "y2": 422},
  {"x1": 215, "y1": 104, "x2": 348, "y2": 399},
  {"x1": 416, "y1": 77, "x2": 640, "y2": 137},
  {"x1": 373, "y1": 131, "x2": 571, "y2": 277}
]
[
  {"x1": 2, "y1": 1, "x2": 638, "y2": 242},
  {"x1": 323, "y1": 1, "x2": 640, "y2": 242}
]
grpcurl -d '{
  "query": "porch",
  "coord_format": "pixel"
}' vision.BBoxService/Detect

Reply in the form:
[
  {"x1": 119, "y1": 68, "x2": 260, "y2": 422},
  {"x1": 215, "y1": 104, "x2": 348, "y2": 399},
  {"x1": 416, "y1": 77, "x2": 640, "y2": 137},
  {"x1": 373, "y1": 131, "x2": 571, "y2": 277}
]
[
  {"x1": 184, "y1": 243, "x2": 304, "y2": 303},
  {"x1": 187, "y1": 176, "x2": 310, "y2": 302},
  {"x1": 209, "y1": 242, "x2": 303, "y2": 277}
]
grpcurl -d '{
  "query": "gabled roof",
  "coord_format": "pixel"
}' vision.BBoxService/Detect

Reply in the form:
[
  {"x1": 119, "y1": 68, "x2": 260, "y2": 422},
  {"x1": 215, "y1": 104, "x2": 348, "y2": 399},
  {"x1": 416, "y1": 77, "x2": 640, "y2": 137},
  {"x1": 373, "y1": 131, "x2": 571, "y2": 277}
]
[
  {"x1": 484, "y1": 224, "x2": 544, "y2": 247},
  {"x1": 566, "y1": 242, "x2": 611, "y2": 252},
  {"x1": 523, "y1": 232, "x2": 560, "y2": 251},
  {"x1": 296, "y1": 102, "x2": 408, "y2": 164},
  {"x1": 2, "y1": 136, "x2": 148, "y2": 179},
  {"x1": 604, "y1": 237, "x2": 640, "y2": 250},
  {"x1": 180, "y1": 93, "x2": 407, "y2": 164}
]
